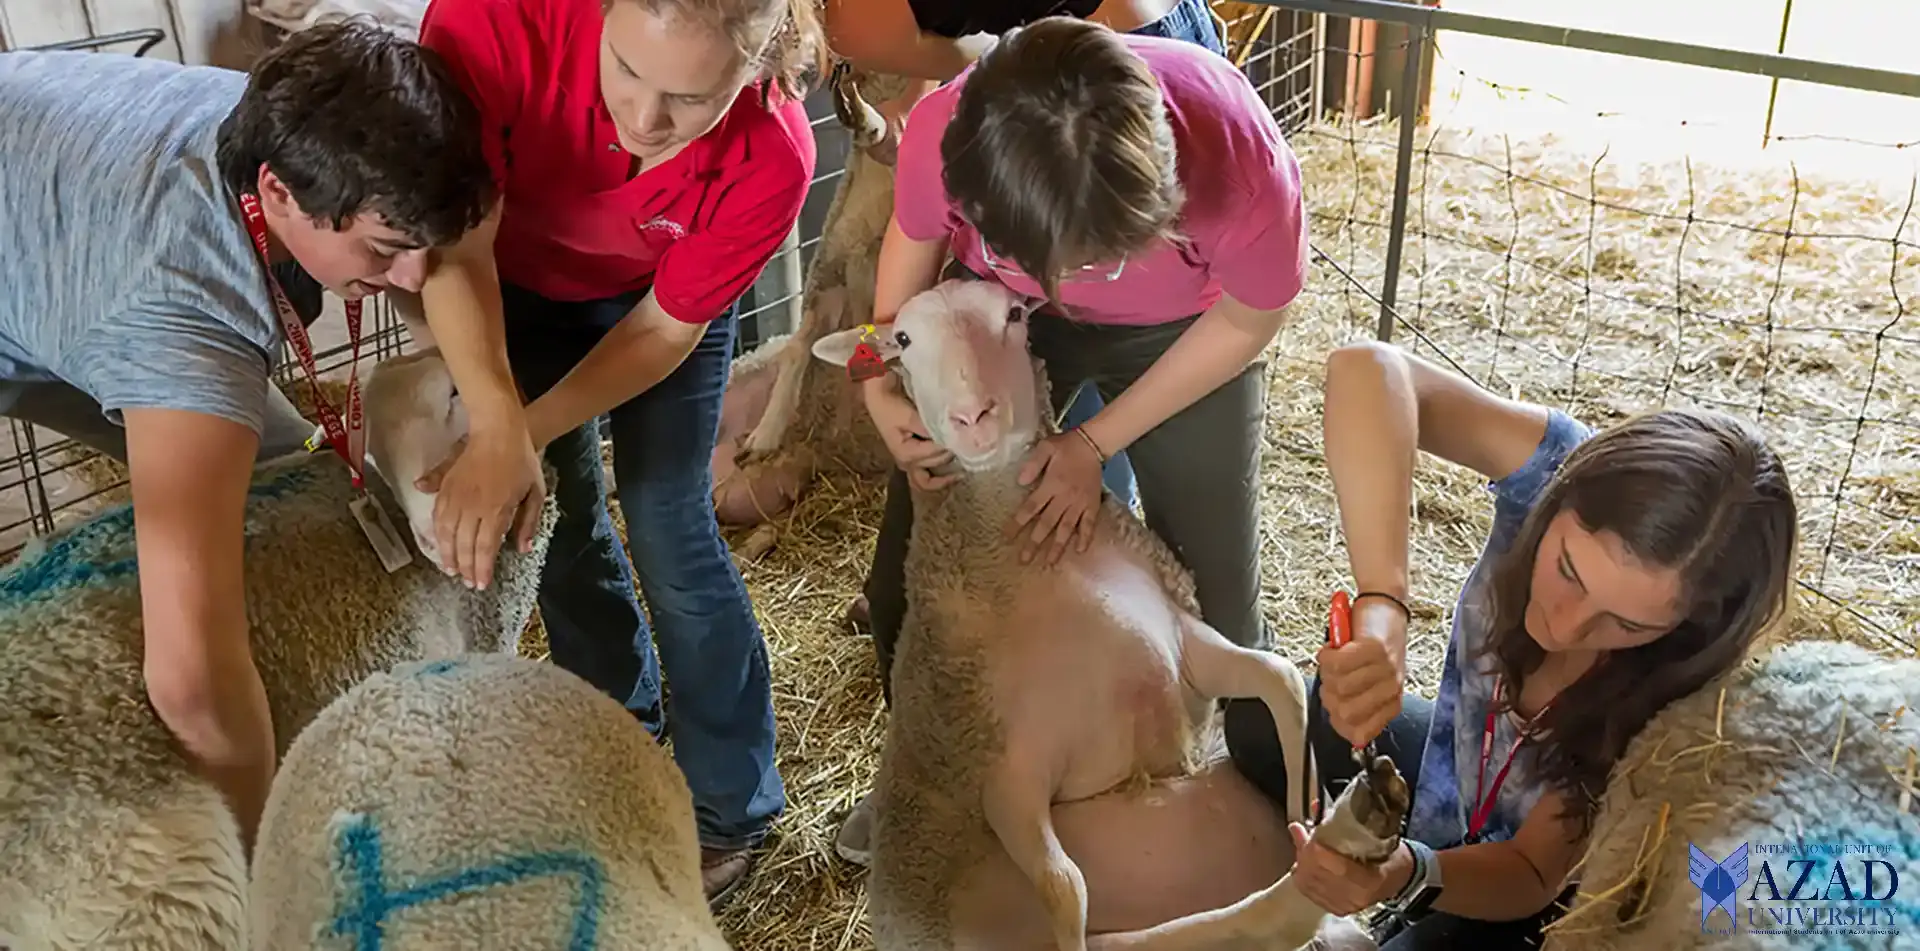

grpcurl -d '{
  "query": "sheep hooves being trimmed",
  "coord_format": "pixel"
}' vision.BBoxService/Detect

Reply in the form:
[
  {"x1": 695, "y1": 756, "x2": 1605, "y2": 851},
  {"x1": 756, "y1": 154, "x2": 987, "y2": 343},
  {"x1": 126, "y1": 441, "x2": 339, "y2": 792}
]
[
  {"x1": 1088, "y1": 754, "x2": 1409, "y2": 951},
  {"x1": 250, "y1": 652, "x2": 729, "y2": 950},
  {"x1": 1541, "y1": 638, "x2": 1920, "y2": 951},
  {"x1": 808, "y1": 279, "x2": 1318, "y2": 951},
  {"x1": 0, "y1": 350, "x2": 557, "y2": 951}
]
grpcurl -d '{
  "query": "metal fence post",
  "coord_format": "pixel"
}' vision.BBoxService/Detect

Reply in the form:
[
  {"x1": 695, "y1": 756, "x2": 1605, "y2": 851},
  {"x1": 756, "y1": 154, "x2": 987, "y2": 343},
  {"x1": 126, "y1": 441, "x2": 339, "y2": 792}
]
[{"x1": 1376, "y1": 19, "x2": 1428, "y2": 343}]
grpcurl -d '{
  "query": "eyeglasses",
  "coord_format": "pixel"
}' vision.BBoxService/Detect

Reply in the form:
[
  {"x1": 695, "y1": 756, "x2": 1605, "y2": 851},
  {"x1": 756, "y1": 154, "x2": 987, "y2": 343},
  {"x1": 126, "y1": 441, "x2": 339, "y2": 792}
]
[{"x1": 978, "y1": 232, "x2": 1127, "y2": 284}]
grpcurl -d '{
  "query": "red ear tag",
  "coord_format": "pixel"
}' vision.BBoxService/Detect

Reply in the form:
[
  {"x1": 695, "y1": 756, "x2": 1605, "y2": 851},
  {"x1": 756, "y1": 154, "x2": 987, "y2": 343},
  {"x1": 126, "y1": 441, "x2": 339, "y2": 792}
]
[{"x1": 847, "y1": 332, "x2": 887, "y2": 382}]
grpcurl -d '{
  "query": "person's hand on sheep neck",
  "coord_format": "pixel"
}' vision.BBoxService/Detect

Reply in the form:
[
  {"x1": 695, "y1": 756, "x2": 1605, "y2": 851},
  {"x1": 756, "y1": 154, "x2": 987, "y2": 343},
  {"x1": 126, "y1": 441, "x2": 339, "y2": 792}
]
[
  {"x1": 1008, "y1": 427, "x2": 1107, "y2": 565},
  {"x1": 414, "y1": 423, "x2": 547, "y2": 590},
  {"x1": 863, "y1": 373, "x2": 959, "y2": 491}
]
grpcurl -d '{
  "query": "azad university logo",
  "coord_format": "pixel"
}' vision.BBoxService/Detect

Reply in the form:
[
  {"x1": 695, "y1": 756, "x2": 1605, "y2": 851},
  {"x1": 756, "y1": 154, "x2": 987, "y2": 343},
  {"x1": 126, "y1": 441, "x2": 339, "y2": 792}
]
[
  {"x1": 1686, "y1": 838, "x2": 1905, "y2": 939},
  {"x1": 1690, "y1": 843, "x2": 1750, "y2": 932}
]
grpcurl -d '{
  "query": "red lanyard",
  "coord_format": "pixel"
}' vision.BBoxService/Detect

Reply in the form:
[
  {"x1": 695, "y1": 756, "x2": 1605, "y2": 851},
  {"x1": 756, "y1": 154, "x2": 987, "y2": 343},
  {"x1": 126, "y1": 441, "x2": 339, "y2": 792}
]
[
  {"x1": 1467, "y1": 675, "x2": 1552, "y2": 841},
  {"x1": 238, "y1": 193, "x2": 366, "y2": 490}
]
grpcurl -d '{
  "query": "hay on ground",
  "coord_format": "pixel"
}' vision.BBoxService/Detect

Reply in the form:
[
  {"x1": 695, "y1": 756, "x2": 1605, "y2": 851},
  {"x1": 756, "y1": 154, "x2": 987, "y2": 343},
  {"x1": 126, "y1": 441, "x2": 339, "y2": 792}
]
[{"x1": 39, "y1": 117, "x2": 1918, "y2": 951}]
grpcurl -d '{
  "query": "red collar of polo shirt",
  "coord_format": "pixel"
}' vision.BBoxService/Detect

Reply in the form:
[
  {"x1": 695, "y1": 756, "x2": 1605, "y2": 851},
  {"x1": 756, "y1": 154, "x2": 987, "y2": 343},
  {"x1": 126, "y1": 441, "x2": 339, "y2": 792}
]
[{"x1": 590, "y1": 80, "x2": 768, "y2": 181}]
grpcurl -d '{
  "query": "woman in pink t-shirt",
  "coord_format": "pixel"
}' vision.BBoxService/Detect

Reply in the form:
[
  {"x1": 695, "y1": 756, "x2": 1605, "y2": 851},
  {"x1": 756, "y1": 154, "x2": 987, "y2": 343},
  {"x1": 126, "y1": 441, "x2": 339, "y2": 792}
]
[{"x1": 837, "y1": 14, "x2": 1309, "y2": 859}]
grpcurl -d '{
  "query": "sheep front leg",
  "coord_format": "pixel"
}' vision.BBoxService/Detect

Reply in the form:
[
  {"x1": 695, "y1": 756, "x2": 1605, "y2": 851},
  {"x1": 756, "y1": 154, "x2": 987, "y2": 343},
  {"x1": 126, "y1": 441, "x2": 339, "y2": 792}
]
[
  {"x1": 983, "y1": 757, "x2": 1089, "y2": 951},
  {"x1": 1087, "y1": 790, "x2": 1382, "y2": 951},
  {"x1": 740, "y1": 288, "x2": 846, "y2": 463},
  {"x1": 1176, "y1": 614, "x2": 1316, "y2": 824}
]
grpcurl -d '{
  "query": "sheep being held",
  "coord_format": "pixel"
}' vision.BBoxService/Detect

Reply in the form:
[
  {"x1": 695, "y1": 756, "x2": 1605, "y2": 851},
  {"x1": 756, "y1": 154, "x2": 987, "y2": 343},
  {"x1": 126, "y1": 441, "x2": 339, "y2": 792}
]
[
  {"x1": 250, "y1": 651, "x2": 729, "y2": 950},
  {"x1": 1540, "y1": 638, "x2": 1920, "y2": 951},
  {"x1": 0, "y1": 349, "x2": 556, "y2": 951},
  {"x1": 808, "y1": 279, "x2": 1325, "y2": 951},
  {"x1": 1089, "y1": 755, "x2": 1411, "y2": 951}
]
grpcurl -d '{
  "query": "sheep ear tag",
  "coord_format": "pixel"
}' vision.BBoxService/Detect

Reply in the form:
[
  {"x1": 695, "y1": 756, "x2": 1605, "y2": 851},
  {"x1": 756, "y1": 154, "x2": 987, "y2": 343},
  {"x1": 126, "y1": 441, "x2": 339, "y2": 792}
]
[
  {"x1": 349, "y1": 490, "x2": 414, "y2": 574},
  {"x1": 845, "y1": 324, "x2": 890, "y2": 383}
]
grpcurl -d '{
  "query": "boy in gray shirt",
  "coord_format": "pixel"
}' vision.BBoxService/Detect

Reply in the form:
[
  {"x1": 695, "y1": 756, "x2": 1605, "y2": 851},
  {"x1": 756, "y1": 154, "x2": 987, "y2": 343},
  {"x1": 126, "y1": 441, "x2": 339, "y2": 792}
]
[{"x1": 0, "y1": 20, "x2": 536, "y2": 846}]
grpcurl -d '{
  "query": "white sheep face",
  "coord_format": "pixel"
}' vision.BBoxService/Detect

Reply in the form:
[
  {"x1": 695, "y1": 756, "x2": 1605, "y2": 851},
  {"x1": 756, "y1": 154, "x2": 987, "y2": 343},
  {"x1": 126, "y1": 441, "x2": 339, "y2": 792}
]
[
  {"x1": 812, "y1": 279, "x2": 1043, "y2": 472},
  {"x1": 363, "y1": 350, "x2": 470, "y2": 571}
]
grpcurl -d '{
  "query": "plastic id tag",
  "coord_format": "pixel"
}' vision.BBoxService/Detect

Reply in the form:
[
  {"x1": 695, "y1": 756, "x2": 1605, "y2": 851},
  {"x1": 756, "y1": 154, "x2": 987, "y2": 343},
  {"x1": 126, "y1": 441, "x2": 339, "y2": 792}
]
[
  {"x1": 349, "y1": 490, "x2": 414, "y2": 574},
  {"x1": 304, "y1": 422, "x2": 330, "y2": 454},
  {"x1": 846, "y1": 324, "x2": 888, "y2": 383}
]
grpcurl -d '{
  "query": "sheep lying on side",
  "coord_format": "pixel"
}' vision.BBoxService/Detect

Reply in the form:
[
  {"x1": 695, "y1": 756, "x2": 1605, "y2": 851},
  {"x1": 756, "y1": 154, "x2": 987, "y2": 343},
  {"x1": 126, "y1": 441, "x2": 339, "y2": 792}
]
[
  {"x1": 1541, "y1": 638, "x2": 1920, "y2": 951},
  {"x1": 0, "y1": 349, "x2": 556, "y2": 951},
  {"x1": 709, "y1": 64, "x2": 909, "y2": 527},
  {"x1": 809, "y1": 280, "x2": 1319, "y2": 951},
  {"x1": 250, "y1": 652, "x2": 729, "y2": 950}
]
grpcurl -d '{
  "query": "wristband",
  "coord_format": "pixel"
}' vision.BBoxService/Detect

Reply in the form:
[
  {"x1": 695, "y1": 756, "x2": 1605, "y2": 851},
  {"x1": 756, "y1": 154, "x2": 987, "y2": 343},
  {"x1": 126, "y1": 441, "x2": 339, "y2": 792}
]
[
  {"x1": 1072, "y1": 425, "x2": 1108, "y2": 463},
  {"x1": 1386, "y1": 839, "x2": 1440, "y2": 911},
  {"x1": 1354, "y1": 590, "x2": 1411, "y2": 621}
]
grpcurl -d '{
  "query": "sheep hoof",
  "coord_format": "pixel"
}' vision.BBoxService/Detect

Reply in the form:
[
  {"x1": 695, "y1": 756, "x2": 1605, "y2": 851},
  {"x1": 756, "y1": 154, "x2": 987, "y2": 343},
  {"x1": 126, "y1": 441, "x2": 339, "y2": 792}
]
[
  {"x1": 843, "y1": 595, "x2": 871, "y2": 637},
  {"x1": 737, "y1": 525, "x2": 778, "y2": 563}
]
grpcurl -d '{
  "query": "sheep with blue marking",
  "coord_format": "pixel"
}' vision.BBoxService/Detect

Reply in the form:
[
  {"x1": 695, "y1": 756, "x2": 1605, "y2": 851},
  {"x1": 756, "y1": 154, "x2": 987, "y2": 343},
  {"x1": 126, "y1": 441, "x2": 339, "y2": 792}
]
[
  {"x1": 249, "y1": 651, "x2": 730, "y2": 951},
  {"x1": 1541, "y1": 638, "x2": 1920, "y2": 951},
  {"x1": 0, "y1": 349, "x2": 557, "y2": 951}
]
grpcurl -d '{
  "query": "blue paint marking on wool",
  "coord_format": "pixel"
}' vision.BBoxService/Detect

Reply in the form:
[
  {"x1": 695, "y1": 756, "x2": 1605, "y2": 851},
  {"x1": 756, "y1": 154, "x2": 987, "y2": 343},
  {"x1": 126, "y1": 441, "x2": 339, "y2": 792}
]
[
  {"x1": 329, "y1": 813, "x2": 604, "y2": 951},
  {"x1": 0, "y1": 506, "x2": 138, "y2": 603},
  {"x1": 0, "y1": 466, "x2": 321, "y2": 605},
  {"x1": 412, "y1": 659, "x2": 463, "y2": 677}
]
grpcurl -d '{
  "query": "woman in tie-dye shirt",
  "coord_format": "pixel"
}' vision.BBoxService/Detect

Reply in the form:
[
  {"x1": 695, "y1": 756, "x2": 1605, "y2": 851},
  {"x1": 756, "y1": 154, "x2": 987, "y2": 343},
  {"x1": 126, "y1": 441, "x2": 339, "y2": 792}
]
[{"x1": 1211, "y1": 341, "x2": 1801, "y2": 949}]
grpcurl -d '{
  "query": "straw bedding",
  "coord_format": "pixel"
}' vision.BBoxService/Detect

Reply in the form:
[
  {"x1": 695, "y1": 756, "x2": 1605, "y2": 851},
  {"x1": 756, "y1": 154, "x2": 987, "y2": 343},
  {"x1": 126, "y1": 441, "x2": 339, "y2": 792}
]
[
  {"x1": 697, "y1": 119, "x2": 1915, "y2": 949},
  {"x1": 34, "y1": 117, "x2": 1918, "y2": 949}
]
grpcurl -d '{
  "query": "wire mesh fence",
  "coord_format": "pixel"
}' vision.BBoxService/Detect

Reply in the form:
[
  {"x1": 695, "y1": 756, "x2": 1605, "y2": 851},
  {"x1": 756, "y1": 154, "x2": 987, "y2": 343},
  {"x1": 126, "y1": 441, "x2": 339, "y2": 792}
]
[{"x1": 1266, "y1": 0, "x2": 1920, "y2": 651}]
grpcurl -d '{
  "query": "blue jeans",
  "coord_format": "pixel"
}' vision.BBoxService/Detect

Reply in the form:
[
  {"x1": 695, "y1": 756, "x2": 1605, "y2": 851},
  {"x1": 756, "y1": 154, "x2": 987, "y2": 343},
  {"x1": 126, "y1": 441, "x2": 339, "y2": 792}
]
[
  {"x1": 1130, "y1": 0, "x2": 1227, "y2": 56},
  {"x1": 501, "y1": 281, "x2": 785, "y2": 851},
  {"x1": 1061, "y1": 0, "x2": 1228, "y2": 508}
]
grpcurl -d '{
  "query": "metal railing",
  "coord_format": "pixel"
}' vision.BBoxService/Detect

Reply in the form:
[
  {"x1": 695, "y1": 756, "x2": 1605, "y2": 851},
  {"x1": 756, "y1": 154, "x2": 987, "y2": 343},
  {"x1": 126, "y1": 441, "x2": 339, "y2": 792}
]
[{"x1": 1250, "y1": 0, "x2": 1920, "y2": 649}]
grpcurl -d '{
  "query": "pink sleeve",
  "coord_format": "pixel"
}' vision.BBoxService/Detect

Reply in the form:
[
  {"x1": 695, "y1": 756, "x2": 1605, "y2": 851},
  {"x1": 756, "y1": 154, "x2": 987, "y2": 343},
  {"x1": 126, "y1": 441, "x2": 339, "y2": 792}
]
[
  {"x1": 1207, "y1": 135, "x2": 1309, "y2": 312},
  {"x1": 891, "y1": 84, "x2": 962, "y2": 243}
]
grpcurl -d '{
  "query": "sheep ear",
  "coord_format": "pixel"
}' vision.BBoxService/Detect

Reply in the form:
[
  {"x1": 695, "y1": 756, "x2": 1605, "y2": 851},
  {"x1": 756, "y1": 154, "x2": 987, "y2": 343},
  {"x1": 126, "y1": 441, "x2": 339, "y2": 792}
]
[
  {"x1": 811, "y1": 327, "x2": 868, "y2": 367},
  {"x1": 811, "y1": 325, "x2": 904, "y2": 368}
]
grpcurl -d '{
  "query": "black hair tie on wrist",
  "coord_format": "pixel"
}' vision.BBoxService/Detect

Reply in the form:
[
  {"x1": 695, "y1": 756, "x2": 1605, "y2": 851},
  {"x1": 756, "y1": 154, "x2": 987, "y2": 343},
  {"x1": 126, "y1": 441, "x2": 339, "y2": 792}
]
[{"x1": 1354, "y1": 590, "x2": 1411, "y2": 620}]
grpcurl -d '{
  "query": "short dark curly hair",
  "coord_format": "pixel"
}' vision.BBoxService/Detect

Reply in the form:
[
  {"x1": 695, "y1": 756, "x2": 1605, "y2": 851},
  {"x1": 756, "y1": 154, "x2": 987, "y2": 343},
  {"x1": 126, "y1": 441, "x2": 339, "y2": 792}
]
[{"x1": 216, "y1": 17, "x2": 494, "y2": 248}]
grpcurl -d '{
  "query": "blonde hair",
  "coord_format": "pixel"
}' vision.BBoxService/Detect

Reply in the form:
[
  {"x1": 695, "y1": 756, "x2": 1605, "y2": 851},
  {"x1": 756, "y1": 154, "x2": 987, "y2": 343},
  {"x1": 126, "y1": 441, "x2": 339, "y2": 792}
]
[{"x1": 611, "y1": 0, "x2": 826, "y2": 102}]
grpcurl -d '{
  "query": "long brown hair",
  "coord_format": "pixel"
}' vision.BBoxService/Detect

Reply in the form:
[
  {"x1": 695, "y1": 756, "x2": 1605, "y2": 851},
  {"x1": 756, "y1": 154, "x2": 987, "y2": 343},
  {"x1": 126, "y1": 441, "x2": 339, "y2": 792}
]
[
  {"x1": 608, "y1": 0, "x2": 827, "y2": 102},
  {"x1": 939, "y1": 16, "x2": 1184, "y2": 302},
  {"x1": 1483, "y1": 408, "x2": 1799, "y2": 836}
]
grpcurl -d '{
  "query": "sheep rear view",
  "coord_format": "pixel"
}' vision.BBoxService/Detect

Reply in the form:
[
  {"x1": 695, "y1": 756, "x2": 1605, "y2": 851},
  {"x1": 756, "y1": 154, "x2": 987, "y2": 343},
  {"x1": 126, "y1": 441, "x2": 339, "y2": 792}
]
[
  {"x1": 0, "y1": 350, "x2": 556, "y2": 951},
  {"x1": 251, "y1": 652, "x2": 729, "y2": 950},
  {"x1": 809, "y1": 280, "x2": 1319, "y2": 951},
  {"x1": 1542, "y1": 638, "x2": 1920, "y2": 951}
]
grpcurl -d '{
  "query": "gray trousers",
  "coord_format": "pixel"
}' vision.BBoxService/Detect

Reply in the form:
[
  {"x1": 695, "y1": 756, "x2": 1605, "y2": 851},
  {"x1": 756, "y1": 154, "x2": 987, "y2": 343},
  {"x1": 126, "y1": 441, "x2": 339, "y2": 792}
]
[
  {"x1": 862, "y1": 295, "x2": 1271, "y2": 705},
  {"x1": 0, "y1": 376, "x2": 316, "y2": 466}
]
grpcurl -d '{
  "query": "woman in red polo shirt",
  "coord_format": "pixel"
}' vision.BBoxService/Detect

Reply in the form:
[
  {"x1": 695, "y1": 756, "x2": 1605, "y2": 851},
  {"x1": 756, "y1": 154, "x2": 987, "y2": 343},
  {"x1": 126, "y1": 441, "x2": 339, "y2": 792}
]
[{"x1": 414, "y1": 0, "x2": 822, "y2": 906}]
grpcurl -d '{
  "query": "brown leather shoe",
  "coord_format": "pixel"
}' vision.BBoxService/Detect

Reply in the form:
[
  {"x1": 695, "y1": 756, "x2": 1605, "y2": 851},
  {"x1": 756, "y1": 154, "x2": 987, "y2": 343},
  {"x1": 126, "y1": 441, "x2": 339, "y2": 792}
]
[
  {"x1": 844, "y1": 594, "x2": 872, "y2": 637},
  {"x1": 702, "y1": 846, "x2": 755, "y2": 911}
]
